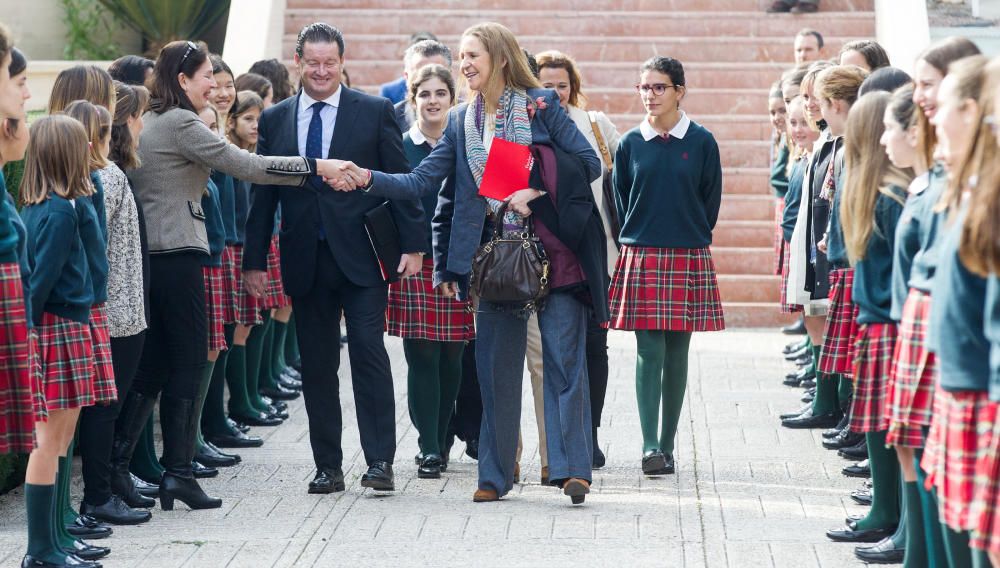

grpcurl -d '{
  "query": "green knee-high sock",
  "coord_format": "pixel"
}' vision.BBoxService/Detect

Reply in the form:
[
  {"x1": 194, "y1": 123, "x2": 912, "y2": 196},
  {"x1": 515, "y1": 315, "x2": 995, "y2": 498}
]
[
  {"x1": 890, "y1": 477, "x2": 908, "y2": 548},
  {"x1": 130, "y1": 415, "x2": 164, "y2": 482},
  {"x1": 903, "y1": 481, "x2": 928, "y2": 568},
  {"x1": 916, "y1": 451, "x2": 948, "y2": 567},
  {"x1": 257, "y1": 315, "x2": 278, "y2": 391},
  {"x1": 437, "y1": 342, "x2": 465, "y2": 454},
  {"x1": 203, "y1": 338, "x2": 235, "y2": 437},
  {"x1": 807, "y1": 344, "x2": 819, "y2": 375},
  {"x1": 58, "y1": 441, "x2": 77, "y2": 528},
  {"x1": 271, "y1": 319, "x2": 289, "y2": 377},
  {"x1": 659, "y1": 331, "x2": 692, "y2": 457},
  {"x1": 837, "y1": 375, "x2": 854, "y2": 410},
  {"x1": 25, "y1": 483, "x2": 63, "y2": 562},
  {"x1": 225, "y1": 341, "x2": 256, "y2": 417},
  {"x1": 941, "y1": 526, "x2": 973, "y2": 568},
  {"x1": 194, "y1": 360, "x2": 216, "y2": 450},
  {"x1": 635, "y1": 330, "x2": 667, "y2": 453},
  {"x1": 404, "y1": 339, "x2": 443, "y2": 455},
  {"x1": 55, "y1": 455, "x2": 77, "y2": 549},
  {"x1": 812, "y1": 373, "x2": 841, "y2": 415},
  {"x1": 856, "y1": 431, "x2": 901, "y2": 530},
  {"x1": 245, "y1": 323, "x2": 270, "y2": 412},
  {"x1": 285, "y1": 313, "x2": 300, "y2": 366}
]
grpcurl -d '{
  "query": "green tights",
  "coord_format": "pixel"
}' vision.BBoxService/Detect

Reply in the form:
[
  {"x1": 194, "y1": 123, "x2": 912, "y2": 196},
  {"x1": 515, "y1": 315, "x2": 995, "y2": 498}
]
[
  {"x1": 635, "y1": 330, "x2": 692, "y2": 455},
  {"x1": 404, "y1": 339, "x2": 464, "y2": 456},
  {"x1": 856, "y1": 431, "x2": 900, "y2": 531}
]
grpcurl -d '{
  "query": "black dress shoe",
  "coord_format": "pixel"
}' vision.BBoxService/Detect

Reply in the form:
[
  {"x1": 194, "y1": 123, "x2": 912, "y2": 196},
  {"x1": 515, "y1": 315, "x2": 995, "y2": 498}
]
[
  {"x1": 227, "y1": 418, "x2": 250, "y2": 433},
  {"x1": 839, "y1": 439, "x2": 869, "y2": 460},
  {"x1": 851, "y1": 489, "x2": 873, "y2": 506},
  {"x1": 308, "y1": 469, "x2": 345, "y2": 494},
  {"x1": 66, "y1": 515, "x2": 112, "y2": 540},
  {"x1": 781, "y1": 318, "x2": 807, "y2": 335},
  {"x1": 784, "y1": 344, "x2": 810, "y2": 361},
  {"x1": 845, "y1": 513, "x2": 865, "y2": 524},
  {"x1": 855, "y1": 536, "x2": 906, "y2": 563},
  {"x1": 206, "y1": 429, "x2": 264, "y2": 449},
  {"x1": 80, "y1": 495, "x2": 151, "y2": 525},
  {"x1": 68, "y1": 539, "x2": 110, "y2": 561},
  {"x1": 780, "y1": 403, "x2": 812, "y2": 420},
  {"x1": 418, "y1": 454, "x2": 443, "y2": 479},
  {"x1": 642, "y1": 450, "x2": 672, "y2": 475},
  {"x1": 231, "y1": 411, "x2": 282, "y2": 427},
  {"x1": 277, "y1": 374, "x2": 302, "y2": 391},
  {"x1": 260, "y1": 384, "x2": 300, "y2": 401},
  {"x1": 266, "y1": 405, "x2": 289, "y2": 420},
  {"x1": 361, "y1": 461, "x2": 395, "y2": 491},
  {"x1": 21, "y1": 555, "x2": 100, "y2": 567},
  {"x1": 826, "y1": 521, "x2": 896, "y2": 543},
  {"x1": 465, "y1": 439, "x2": 479, "y2": 460},
  {"x1": 843, "y1": 460, "x2": 871, "y2": 478},
  {"x1": 191, "y1": 461, "x2": 218, "y2": 479},
  {"x1": 800, "y1": 378, "x2": 817, "y2": 389},
  {"x1": 824, "y1": 429, "x2": 864, "y2": 450},
  {"x1": 784, "y1": 367, "x2": 815, "y2": 387},
  {"x1": 783, "y1": 337, "x2": 809, "y2": 354},
  {"x1": 792, "y1": 353, "x2": 813, "y2": 367},
  {"x1": 782, "y1": 409, "x2": 842, "y2": 429},
  {"x1": 131, "y1": 474, "x2": 159, "y2": 498},
  {"x1": 280, "y1": 367, "x2": 302, "y2": 380},
  {"x1": 195, "y1": 442, "x2": 241, "y2": 467},
  {"x1": 823, "y1": 414, "x2": 850, "y2": 439}
]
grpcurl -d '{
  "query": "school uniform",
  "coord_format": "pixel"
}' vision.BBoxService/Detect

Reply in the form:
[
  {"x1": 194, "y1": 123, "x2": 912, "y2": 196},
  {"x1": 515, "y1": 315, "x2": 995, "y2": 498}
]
[
  {"x1": 771, "y1": 138, "x2": 789, "y2": 276},
  {"x1": 386, "y1": 126, "x2": 474, "y2": 343},
  {"x1": 79, "y1": 172, "x2": 116, "y2": 404},
  {"x1": 213, "y1": 170, "x2": 240, "y2": 326},
  {"x1": 0, "y1": 175, "x2": 40, "y2": 455},
  {"x1": 847, "y1": 187, "x2": 905, "y2": 433},
  {"x1": 787, "y1": 130, "x2": 834, "y2": 314},
  {"x1": 922, "y1": 205, "x2": 991, "y2": 533},
  {"x1": 608, "y1": 114, "x2": 725, "y2": 332},
  {"x1": 21, "y1": 195, "x2": 97, "y2": 411},
  {"x1": 263, "y1": 218, "x2": 291, "y2": 311},
  {"x1": 971, "y1": 275, "x2": 1000, "y2": 555},
  {"x1": 885, "y1": 173, "x2": 934, "y2": 448},
  {"x1": 202, "y1": 178, "x2": 228, "y2": 352},
  {"x1": 780, "y1": 158, "x2": 805, "y2": 314},
  {"x1": 230, "y1": 178, "x2": 263, "y2": 326}
]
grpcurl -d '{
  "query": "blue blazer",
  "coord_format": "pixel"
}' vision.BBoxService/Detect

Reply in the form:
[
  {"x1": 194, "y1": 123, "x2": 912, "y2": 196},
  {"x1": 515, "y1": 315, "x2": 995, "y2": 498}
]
[
  {"x1": 379, "y1": 77, "x2": 407, "y2": 105},
  {"x1": 368, "y1": 89, "x2": 601, "y2": 297}
]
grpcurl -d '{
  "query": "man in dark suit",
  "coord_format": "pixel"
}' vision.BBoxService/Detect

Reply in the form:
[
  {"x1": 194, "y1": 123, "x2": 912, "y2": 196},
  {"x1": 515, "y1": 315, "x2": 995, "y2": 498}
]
[{"x1": 244, "y1": 22, "x2": 425, "y2": 494}]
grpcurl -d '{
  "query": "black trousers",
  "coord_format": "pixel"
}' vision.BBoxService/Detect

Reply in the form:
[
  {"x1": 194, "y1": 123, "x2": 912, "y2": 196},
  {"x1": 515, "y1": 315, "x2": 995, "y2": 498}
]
[
  {"x1": 448, "y1": 339, "x2": 482, "y2": 442},
  {"x1": 585, "y1": 317, "x2": 610, "y2": 427},
  {"x1": 78, "y1": 331, "x2": 146, "y2": 505},
  {"x1": 293, "y1": 245, "x2": 396, "y2": 471},
  {"x1": 132, "y1": 253, "x2": 207, "y2": 400}
]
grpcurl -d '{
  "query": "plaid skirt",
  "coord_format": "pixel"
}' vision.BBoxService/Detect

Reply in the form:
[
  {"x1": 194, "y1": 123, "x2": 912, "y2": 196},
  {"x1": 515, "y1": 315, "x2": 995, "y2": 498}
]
[
  {"x1": 263, "y1": 235, "x2": 291, "y2": 310},
  {"x1": 37, "y1": 312, "x2": 96, "y2": 411},
  {"x1": 819, "y1": 268, "x2": 860, "y2": 377},
  {"x1": 88, "y1": 305, "x2": 116, "y2": 404},
  {"x1": 228, "y1": 245, "x2": 263, "y2": 327},
  {"x1": 220, "y1": 246, "x2": 239, "y2": 325},
  {"x1": 921, "y1": 388, "x2": 991, "y2": 531},
  {"x1": 848, "y1": 322, "x2": 897, "y2": 433},
  {"x1": 203, "y1": 266, "x2": 228, "y2": 352},
  {"x1": 0, "y1": 263, "x2": 38, "y2": 454},
  {"x1": 886, "y1": 288, "x2": 936, "y2": 448},
  {"x1": 773, "y1": 198, "x2": 784, "y2": 276},
  {"x1": 971, "y1": 401, "x2": 1000, "y2": 554},
  {"x1": 609, "y1": 246, "x2": 725, "y2": 332},
  {"x1": 387, "y1": 258, "x2": 475, "y2": 341},
  {"x1": 779, "y1": 240, "x2": 802, "y2": 314}
]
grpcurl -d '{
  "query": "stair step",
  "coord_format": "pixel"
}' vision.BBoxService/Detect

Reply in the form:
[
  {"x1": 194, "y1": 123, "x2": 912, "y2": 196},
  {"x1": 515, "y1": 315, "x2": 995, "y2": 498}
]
[
  {"x1": 287, "y1": 0, "x2": 874, "y2": 13},
  {"x1": 722, "y1": 302, "x2": 799, "y2": 328},
  {"x1": 718, "y1": 274, "x2": 782, "y2": 302},
  {"x1": 723, "y1": 168, "x2": 770, "y2": 195},
  {"x1": 286, "y1": 9, "x2": 874, "y2": 38},
  {"x1": 720, "y1": 194, "x2": 776, "y2": 222},
  {"x1": 713, "y1": 220, "x2": 774, "y2": 247},
  {"x1": 712, "y1": 246, "x2": 777, "y2": 274}
]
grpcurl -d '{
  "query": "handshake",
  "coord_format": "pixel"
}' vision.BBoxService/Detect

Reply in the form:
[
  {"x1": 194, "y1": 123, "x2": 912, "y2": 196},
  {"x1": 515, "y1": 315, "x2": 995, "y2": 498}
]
[{"x1": 317, "y1": 159, "x2": 371, "y2": 192}]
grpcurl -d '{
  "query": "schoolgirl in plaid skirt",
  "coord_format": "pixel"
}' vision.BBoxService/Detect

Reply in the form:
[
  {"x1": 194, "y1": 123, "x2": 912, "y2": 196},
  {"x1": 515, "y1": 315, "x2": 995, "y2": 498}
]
[{"x1": 0, "y1": 221, "x2": 37, "y2": 454}]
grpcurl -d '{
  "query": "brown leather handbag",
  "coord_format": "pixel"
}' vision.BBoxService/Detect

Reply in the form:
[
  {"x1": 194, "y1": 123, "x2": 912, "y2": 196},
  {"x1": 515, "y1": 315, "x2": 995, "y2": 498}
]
[{"x1": 471, "y1": 202, "x2": 551, "y2": 306}]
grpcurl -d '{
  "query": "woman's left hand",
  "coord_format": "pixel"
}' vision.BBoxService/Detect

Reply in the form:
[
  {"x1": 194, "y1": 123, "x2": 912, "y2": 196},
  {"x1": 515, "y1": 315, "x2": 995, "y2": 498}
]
[{"x1": 505, "y1": 188, "x2": 543, "y2": 216}]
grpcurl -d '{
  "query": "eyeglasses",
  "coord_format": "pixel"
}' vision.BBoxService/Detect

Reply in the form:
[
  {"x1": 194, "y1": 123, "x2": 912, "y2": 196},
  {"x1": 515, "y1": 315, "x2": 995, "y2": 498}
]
[
  {"x1": 179, "y1": 41, "x2": 198, "y2": 69},
  {"x1": 635, "y1": 83, "x2": 679, "y2": 96}
]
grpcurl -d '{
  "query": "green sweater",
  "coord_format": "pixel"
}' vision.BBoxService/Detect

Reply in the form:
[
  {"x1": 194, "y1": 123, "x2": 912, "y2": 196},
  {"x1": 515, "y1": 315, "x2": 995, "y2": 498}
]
[
  {"x1": 770, "y1": 140, "x2": 790, "y2": 198},
  {"x1": 851, "y1": 187, "x2": 906, "y2": 324}
]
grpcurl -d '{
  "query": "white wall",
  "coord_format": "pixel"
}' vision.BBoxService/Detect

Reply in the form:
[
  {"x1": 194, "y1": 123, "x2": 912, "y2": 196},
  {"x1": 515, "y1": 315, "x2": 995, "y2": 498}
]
[
  {"x1": 875, "y1": 0, "x2": 931, "y2": 74},
  {"x1": 221, "y1": 0, "x2": 287, "y2": 76}
]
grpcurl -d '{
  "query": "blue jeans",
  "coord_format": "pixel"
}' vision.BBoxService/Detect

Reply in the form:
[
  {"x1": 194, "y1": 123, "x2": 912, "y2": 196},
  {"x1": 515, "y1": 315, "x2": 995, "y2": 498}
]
[{"x1": 475, "y1": 292, "x2": 592, "y2": 496}]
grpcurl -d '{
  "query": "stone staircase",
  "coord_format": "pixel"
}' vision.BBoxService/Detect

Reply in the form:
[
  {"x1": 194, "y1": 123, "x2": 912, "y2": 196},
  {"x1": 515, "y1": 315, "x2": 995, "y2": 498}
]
[{"x1": 283, "y1": 0, "x2": 876, "y2": 327}]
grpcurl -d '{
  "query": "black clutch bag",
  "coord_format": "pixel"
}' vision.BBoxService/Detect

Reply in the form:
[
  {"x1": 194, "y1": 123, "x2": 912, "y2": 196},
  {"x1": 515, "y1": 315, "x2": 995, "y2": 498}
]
[{"x1": 364, "y1": 201, "x2": 402, "y2": 284}]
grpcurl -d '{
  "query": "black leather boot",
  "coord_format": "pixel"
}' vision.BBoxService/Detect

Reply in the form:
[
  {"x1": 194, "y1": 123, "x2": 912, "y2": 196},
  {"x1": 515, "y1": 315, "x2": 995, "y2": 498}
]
[
  {"x1": 158, "y1": 394, "x2": 222, "y2": 511},
  {"x1": 109, "y1": 391, "x2": 157, "y2": 509}
]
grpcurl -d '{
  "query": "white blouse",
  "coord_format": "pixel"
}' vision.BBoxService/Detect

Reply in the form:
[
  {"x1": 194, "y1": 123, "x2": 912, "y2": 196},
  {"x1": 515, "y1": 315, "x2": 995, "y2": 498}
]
[{"x1": 98, "y1": 163, "x2": 147, "y2": 338}]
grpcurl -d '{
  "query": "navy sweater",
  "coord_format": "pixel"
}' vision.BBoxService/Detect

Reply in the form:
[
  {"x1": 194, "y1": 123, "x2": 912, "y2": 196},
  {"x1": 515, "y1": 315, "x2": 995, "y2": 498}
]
[
  {"x1": 613, "y1": 120, "x2": 723, "y2": 248},
  {"x1": 211, "y1": 170, "x2": 238, "y2": 246},
  {"x1": 201, "y1": 178, "x2": 225, "y2": 267},
  {"x1": 781, "y1": 158, "x2": 806, "y2": 243},
  {"x1": 986, "y1": 275, "x2": 1000, "y2": 401},
  {"x1": 21, "y1": 196, "x2": 93, "y2": 325},
  {"x1": 403, "y1": 133, "x2": 435, "y2": 254},
  {"x1": 928, "y1": 207, "x2": 988, "y2": 392},
  {"x1": 78, "y1": 173, "x2": 109, "y2": 305},
  {"x1": 909, "y1": 166, "x2": 947, "y2": 293},
  {"x1": 890, "y1": 174, "x2": 931, "y2": 321},
  {"x1": 852, "y1": 187, "x2": 906, "y2": 324}
]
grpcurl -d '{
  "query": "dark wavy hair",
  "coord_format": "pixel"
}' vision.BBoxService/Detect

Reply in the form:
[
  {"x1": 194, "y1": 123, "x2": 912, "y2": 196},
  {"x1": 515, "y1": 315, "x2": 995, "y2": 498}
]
[
  {"x1": 109, "y1": 81, "x2": 149, "y2": 170},
  {"x1": 108, "y1": 55, "x2": 154, "y2": 86},
  {"x1": 149, "y1": 40, "x2": 210, "y2": 114},
  {"x1": 248, "y1": 59, "x2": 294, "y2": 102}
]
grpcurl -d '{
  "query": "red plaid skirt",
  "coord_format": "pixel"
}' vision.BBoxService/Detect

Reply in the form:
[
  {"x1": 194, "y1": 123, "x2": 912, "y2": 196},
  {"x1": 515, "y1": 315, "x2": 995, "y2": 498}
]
[
  {"x1": 220, "y1": 246, "x2": 239, "y2": 325},
  {"x1": 88, "y1": 305, "x2": 116, "y2": 404},
  {"x1": 203, "y1": 266, "x2": 228, "y2": 352},
  {"x1": 228, "y1": 245, "x2": 263, "y2": 326},
  {"x1": 921, "y1": 388, "x2": 991, "y2": 531},
  {"x1": 971, "y1": 401, "x2": 1000, "y2": 554},
  {"x1": 0, "y1": 263, "x2": 38, "y2": 454},
  {"x1": 819, "y1": 268, "x2": 860, "y2": 377},
  {"x1": 773, "y1": 198, "x2": 784, "y2": 276},
  {"x1": 848, "y1": 322, "x2": 896, "y2": 433},
  {"x1": 609, "y1": 246, "x2": 725, "y2": 332},
  {"x1": 263, "y1": 235, "x2": 291, "y2": 310},
  {"x1": 779, "y1": 240, "x2": 802, "y2": 314},
  {"x1": 387, "y1": 258, "x2": 475, "y2": 341},
  {"x1": 28, "y1": 330, "x2": 44, "y2": 422},
  {"x1": 887, "y1": 289, "x2": 936, "y2": 448},
  {"x1": 37, "y1": 312, "x2": 96, "y2": 411}
]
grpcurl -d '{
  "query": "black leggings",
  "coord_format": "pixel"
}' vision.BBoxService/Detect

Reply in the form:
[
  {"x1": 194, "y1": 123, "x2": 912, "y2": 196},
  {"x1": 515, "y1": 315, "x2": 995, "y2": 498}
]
[
  {"x1": 78, "y1": 331, "x2": 146, "y2": 505},
  {"x1": 132, "y1": 253, "x2": 208, "y2": 400}
]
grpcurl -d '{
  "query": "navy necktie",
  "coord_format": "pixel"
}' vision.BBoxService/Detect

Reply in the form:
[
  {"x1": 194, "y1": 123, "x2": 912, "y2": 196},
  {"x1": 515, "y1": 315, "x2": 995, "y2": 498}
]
[{"x1": 306, "y1": 101, "x2": 326, "y2": 239}]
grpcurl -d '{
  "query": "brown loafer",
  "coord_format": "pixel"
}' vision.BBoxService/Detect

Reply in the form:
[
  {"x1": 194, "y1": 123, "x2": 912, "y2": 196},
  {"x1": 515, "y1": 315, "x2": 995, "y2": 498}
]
[
  {"x1": 473, "y1": 488, "x2": 499, "y2": 502},
  {"x1": 790, "y1": 2, "x2": 818, "y2": 12},
  {"x1": 563, "y1": 478, "x2": 590, "y2": 505},
  {"x1": 766, "y1": 0, "x2": 796, "y2": 12},
  {"x1": 541, "y1": 466, "x2": 550, "y2": 486}
]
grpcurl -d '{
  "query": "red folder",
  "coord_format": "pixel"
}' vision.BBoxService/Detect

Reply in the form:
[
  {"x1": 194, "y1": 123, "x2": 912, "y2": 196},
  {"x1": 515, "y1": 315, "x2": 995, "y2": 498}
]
[{"x1": 477, "y1": 138, "x2": 534, "y2": 200}]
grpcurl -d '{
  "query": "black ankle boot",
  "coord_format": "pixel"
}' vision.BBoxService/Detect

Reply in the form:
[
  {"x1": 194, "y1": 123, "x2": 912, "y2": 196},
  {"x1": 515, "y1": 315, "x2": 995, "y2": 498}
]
[
  {"x1": 158, "y1": 394, "x2": 222, "y2": 511},
  {"x1": 592, "y1": 427, "x2": 606, "y2": 469},
  {"x1": 110, "y1": 391, "x2": 157, "y2": 509}
]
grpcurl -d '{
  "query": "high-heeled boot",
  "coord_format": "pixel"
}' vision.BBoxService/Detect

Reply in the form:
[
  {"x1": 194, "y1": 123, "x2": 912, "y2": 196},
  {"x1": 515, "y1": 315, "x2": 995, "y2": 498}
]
[
  {"x1": 110, "y1": 391, "x2": 158, "y2": 509},
  {"x1": 157, "y1": 394, "x2": 222, "y2": 511}
]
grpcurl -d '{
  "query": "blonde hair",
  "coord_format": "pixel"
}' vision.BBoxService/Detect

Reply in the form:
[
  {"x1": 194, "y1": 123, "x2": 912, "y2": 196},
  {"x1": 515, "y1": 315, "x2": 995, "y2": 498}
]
[
  {"x1": 938, "y1": 55, "x2": 989, "y2": 214},
  {"x1": 814, "y1": 65, "x2": 869, "y2": 105},
  {"x1": 959, "y1": 56, "x2": 1000, "y2": 275},
  {"x1": 48, "y1": 65, "x2": 117, "y2": 115},
  {"x1": 841, "y1": 91, "x2": 912, "y2": 263},
  {"x1": 535, "y1": 50, "x2": 586, "y2": 108},
  {"x1": 801, "y1": 60, "x2": 834, "y2": 130},
  {"x1": 459, "y1": 23, "x2": 541, "y2": 116},
  {"x1": 20, "y1": 115, "x2": 94, "y2": 205},
  {"x1": 64, "y1": 100, "x2": 112, "y2": 171},
  {"x1": 226, "y1": 90, "x2": 263, "y2": 151}
]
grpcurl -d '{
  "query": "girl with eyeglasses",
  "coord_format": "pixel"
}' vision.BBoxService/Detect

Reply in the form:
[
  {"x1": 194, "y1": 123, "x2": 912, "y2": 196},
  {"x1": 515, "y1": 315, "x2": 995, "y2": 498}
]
[{"x1": 609, "y1": 56, "x2": 724, "y2": 477}]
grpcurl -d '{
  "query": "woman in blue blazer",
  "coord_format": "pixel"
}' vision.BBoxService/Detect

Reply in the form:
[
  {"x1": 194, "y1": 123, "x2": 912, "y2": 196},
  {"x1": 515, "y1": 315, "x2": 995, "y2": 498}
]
[{"x1": 340, "y1": 23, "x2": 601, "y2": 504}]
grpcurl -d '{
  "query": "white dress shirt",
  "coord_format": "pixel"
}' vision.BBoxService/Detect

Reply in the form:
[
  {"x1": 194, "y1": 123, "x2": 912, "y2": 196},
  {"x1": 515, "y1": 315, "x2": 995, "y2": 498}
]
[{"x1": 297, "y1": 86, "x2": 342, "y2": 158}]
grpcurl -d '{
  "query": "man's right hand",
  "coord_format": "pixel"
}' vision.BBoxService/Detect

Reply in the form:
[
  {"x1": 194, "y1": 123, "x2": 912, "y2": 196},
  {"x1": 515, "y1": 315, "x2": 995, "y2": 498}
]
[{"x1": 244, "y1": 270, "x2": 268, "y2": 299}]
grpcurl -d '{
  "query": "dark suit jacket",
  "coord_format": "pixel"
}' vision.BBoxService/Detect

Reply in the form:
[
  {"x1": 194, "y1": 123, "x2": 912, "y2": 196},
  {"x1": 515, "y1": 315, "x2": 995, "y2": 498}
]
[{"x1": 243, "y1": 87, "x2": 424, "y2": 294}]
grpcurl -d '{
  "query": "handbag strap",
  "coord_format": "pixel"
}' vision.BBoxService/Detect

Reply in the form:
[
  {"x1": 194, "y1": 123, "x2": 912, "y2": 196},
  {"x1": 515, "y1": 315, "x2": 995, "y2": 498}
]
[
  {"x1": 490, "y1": 201, "x2": 536, "y2": 241},
  {"x1": 589, "y1": 111, "x2": 613, "y2": 172}
]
